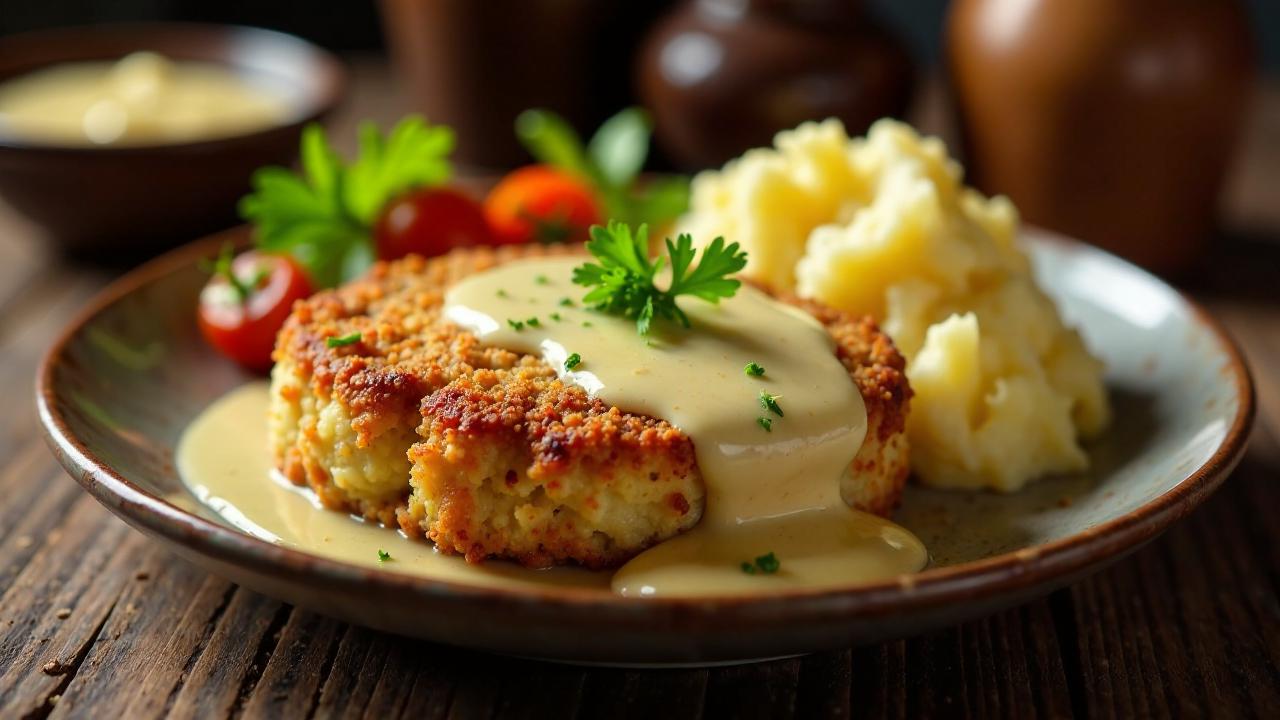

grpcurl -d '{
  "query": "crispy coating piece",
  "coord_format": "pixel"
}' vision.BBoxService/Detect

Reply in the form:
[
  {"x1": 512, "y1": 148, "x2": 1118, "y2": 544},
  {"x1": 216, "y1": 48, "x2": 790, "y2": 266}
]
[{"x1": 268, "y1": 245, "x2": 912, "y2": 568}]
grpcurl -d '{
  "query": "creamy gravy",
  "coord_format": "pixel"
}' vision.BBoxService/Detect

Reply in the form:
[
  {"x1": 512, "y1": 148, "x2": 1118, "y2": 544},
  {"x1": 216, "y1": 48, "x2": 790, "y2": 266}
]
[
  {"x1": 178, "y1": 259, "x2": 927, "y2": 598},
  {"x1": 177, "y1": 382, "x2": 608, "y2": 592},
  {"x1": 0, "y1": 52, "x2": 288, "y2": 146},
  {"x1": 445, "y1": 258, "x2": 927, "y2": 596}
]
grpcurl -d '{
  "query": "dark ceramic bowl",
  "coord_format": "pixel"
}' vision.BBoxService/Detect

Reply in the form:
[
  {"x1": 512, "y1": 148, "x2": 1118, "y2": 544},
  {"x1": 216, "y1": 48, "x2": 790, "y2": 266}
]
[
  {"x1": 36, "y1": 226, "x2": 1254, "y2": 665},
  {"x1": 0, "y1": 23, "x2": 345, "y2": 256}
]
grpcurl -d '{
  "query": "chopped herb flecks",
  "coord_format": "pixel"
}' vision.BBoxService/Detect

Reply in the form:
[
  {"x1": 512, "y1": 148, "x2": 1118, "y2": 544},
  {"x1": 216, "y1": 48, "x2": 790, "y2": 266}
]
[
  {"x1": 507, "y1": 319, "x2": 525, "y2": 331},
  {"x1": 582, "y1": 321, "x2": 593, "y2": 328},
  {"x1": 550, "y1": 312, "x2": 562, "y2": 321},
  {"x1": 327, "y1": 332, "x2": 361, "y2": 348},
  {"x1": 535, "y1": 274, "x2": 550, "y2": 285},
  {"x1": 526, "y1": 316, "x2": 541, "y2": 327},
  {"x1": 377, "y1": 549, "x2": 391, "y2": 562},
  {"x1": 558, "y1": 297, "x2": 575, "y2": 307},
  {"x1": 740, "y1": 552, "x2": 780, "y2": 575},
  {"x1": 564, "y1": 353, "x2": 582, "y2": 370},
  {"x1": 744, "y1": 362, "x2": 766, "y2": 377},
  {"x1": 496, "y1": 289, "x2": 509, "y2": 298},
  {"x1": 757, "y1": 417, "x2": 772, "y2": 432},
  {"x1": 758, "y1": 391, "x2": 784, "y2": 417}
]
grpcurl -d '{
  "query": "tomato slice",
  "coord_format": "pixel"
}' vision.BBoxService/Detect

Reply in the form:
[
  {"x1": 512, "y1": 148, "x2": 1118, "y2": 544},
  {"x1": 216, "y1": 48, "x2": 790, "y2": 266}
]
[
  {"x1": 484, "y1": 165, "x2": 603, "y2": 245},
  {"x1": 374, "y1": 186, "x2": 493, "y2": 260},
  {"x1": 198, "y1": 251, "x2": 313, "y2": 373}
]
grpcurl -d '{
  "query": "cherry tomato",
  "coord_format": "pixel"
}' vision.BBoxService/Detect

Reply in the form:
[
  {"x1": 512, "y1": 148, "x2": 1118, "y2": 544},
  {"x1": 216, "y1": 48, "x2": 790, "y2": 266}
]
[
  {"x1": 373, "y1": 186, "x2": 492, "y2": 260},
  {"x1": 198, "y1": 250, "x2": 313, "y2": 373},
  {"x1": 484, "y1": 164, "x2": 603, "y2": 245}
]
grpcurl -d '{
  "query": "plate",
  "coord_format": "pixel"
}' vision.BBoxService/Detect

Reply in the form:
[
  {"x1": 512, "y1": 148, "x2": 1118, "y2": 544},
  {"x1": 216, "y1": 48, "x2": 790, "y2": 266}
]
[{"x1": 37, "y1": 226, "x2": 1254, "y2": 665}]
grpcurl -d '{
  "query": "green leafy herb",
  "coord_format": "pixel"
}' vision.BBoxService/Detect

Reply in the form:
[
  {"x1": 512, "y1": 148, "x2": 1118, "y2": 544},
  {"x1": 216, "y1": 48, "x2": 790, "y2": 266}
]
[
  {"x1": 757, "y1": 417, "x2": 772, "y2": 432},
  {"x1": 564, "y1": 353, "x2": 582, "y2": 370},
  {"x1": 515, "y1": 107, "x2": 690, "y2": 229},
  {"x1": 572, "y1": 221, "x2": 747, "y2": 334},
  {"x1": 507, "y1": 319, "x2": 525, "y2": 331},
  {"x1": 326, "y1": 332, "x2": 362, "y2": 348},
  {"x1": 558, "y1": 297, "x2": 575, "y2": 307},
  {"x1": 550, "y1": 312, "x2": 562, "y2": 322},
  {"x1": 759, "y1": 391, "x2": 784, "y2": 417},
  {"x1": 239, "y1": 117, "x2": 454, "y2": 288},
  {"x1": 377, "y1": 549, "x2": 391, "y2": 562},
  {"x1": 496, "y1": 289, "x2": 509, "y2": 298},
  {"x1": 200, "y1": 243, "x2": 263, "y2": 303},
  {"x1": 534, "y1": 274, "x2": 550, "y2": 285},
  {"x1": 526, "y1": 316, "x2": 541, "y2": 327},
  {"x1": 744, "y1": 362, "x2": 766, "y2": 377},
  {"x1": 740, "y1": 552, "x2": 780, "y2": 575}
]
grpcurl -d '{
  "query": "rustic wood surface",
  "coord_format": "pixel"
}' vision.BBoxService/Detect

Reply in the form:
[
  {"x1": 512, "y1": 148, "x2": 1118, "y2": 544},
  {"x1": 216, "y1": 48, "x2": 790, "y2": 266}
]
[{"x1": 1, "y1": 61, "x2": 1278, "y2": 719}]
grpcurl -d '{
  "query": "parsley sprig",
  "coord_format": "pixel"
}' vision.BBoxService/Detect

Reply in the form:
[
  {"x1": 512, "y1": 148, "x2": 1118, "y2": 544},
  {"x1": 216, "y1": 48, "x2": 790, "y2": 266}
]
[
  {"x1": 199, "y1": 243, "x2": 266, "y2": 304},
  {"x1": 572, "y1": 221, "x2": 748, "y2": 334},
  {"x1": 238, "y1": 117, "x2": 454, "y2": 288}
]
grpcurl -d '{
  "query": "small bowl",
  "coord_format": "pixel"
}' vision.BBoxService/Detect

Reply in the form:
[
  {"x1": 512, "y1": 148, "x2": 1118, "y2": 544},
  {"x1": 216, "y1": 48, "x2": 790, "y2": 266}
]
[{"x1": 0, "y1": 23, "x2": 346, "y2": 256}]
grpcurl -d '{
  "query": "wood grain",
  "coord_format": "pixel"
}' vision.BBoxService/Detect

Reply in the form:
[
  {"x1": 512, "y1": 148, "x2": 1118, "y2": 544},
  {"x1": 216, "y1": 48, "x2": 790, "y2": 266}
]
[{"x1": 0, "y1": 64, "x2": 1276, "y2": 719}]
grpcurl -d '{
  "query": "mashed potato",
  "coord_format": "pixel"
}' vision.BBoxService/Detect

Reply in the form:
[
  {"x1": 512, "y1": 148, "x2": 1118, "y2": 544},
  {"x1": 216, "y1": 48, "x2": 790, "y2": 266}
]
[{"x1": 680, "y1": 119, "x2": 1109, "y2": 491}]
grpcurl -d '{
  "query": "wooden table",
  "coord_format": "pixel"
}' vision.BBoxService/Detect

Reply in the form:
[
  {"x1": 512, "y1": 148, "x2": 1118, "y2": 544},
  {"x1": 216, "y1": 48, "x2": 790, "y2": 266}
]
[{"x1": 1, "y1": 62, "x2": 1278, "y2": 719}]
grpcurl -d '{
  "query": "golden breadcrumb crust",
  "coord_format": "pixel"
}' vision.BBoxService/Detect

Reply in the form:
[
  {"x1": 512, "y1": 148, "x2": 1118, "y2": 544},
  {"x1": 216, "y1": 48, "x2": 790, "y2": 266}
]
[{"x1": 269, "y1": 244, "x2": 911, "y2": 568}]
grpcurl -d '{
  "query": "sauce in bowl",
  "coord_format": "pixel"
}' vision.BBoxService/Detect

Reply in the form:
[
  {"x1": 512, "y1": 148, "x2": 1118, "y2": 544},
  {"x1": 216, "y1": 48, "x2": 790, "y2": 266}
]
[{"x1": 0, "y1": 52, "x2": 288, "y2": 146}]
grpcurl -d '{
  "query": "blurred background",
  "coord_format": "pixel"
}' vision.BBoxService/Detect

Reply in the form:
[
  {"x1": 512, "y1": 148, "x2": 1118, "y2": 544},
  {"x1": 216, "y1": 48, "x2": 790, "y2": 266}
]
[{"x1": 0, "y1": 0, "x2": 1275, "y2": 275}]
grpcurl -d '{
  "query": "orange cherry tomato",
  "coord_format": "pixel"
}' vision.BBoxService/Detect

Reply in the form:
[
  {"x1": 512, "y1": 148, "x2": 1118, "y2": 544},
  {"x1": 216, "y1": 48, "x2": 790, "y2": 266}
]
[
  {"x1": 374, "y1": 186, "x2": 493, "y2": 260},
  {"x1": 198, "y1": 251, "x2": 313, "y2": 373},
  {"x1": 484, "y1": 164, "x2": 603, "y2": 245}
]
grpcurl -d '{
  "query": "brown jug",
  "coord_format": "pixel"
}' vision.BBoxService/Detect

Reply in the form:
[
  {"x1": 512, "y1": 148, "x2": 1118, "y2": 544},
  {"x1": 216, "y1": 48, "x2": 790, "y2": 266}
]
[
  {"x1": 947, "y1": 0, "x2": 1256, "y2": 275},
  {"x1": 637, "y1": 0, "x2": 914, "y2": 170}
]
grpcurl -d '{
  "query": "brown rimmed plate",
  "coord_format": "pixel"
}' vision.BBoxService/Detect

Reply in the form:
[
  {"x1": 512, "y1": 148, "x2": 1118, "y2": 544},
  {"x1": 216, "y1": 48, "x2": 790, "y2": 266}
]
[{"x1": 36, "y1": 226, "x2": 1253, "y2": 665}]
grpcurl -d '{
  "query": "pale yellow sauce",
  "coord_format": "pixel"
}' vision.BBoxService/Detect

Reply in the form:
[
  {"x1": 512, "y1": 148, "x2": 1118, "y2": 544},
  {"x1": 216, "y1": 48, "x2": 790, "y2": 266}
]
[
  {"x1": 446, "y1": 258, "x2": 927, "y2": 596},
  {"x1": 177, "y1": 258, "x2": 928, "y2": 598},
  {"x1": 0, "y1": 52, "x2": 288, "y2": 146},
  {"x1": 177, "y1": 382, "x2": 608, "y2": 592}
]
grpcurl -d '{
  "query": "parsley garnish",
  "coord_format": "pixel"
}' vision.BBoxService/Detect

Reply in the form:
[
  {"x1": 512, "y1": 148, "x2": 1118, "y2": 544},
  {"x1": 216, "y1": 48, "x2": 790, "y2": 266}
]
[
  {"x1": 744, "y1": 362, "x2": 766, "y2": 377},
  {"x1": 564, "y1": 353, "x2": 582, "y2": 370},
  {"x1": 239, "y1": 117, "x2": 454, "y2": 288},
  {"x1": 326, "y1": 332, "x2": 361, "y2": 348},
  {"x1": 558, "y1": 297, "x2": 575, "y2": 307},
  {"x1": 200, "y1": 243, "x2": 265, "y2": 303},
  {"x1": 550, "y1": 312, "x2": 562, "y2": 322},
  {"x1": 759, "y1": 391, "x2": 784, "y2": 417},
  {"x1": 507, "y1": 319, "x2": 525, "y2": 331},
  {"x1": 572, "y1": 221, "x2": 747, "y2": 334},
  {"x1": 496, "y1": 289, "x2": 509, "y2": 298},
  {"x1": 526, "y1": 317, "x2": 541, "y2": 327},
  {"x1": 535, "y1": 274, "x2": 550, "y2": 285},
  {"x1": 377, "y1": 549, "x2": 391, "y2": 562},
  {"x1": 757, "y1": 417, "x2": 772, "y2": 432},
  {"x1": 740, "y1": 552, "x2": 780, "y2": 575}
]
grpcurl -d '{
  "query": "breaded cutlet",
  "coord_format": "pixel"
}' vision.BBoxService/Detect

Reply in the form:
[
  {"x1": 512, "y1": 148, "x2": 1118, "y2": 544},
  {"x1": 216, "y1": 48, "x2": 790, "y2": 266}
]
[{"x1": 269, "y1": 245, "x2": 912, "y2": 568}]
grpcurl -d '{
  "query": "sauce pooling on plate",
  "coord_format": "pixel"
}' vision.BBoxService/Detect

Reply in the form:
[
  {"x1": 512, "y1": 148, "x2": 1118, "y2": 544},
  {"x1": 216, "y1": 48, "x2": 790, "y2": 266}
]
[
  {"x1": 445, "y1": 258, "x2": 927, "y2": 596},
  {"x1": 178, "y1": 258, "x2": 927, "y2": 597},
  {"x1": 0, "y1": 52, "x2": 288, "y2": 146}
]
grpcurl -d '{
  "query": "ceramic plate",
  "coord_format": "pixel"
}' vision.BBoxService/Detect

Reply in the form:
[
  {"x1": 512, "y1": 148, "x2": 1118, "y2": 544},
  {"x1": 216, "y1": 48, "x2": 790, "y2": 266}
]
[{"x1": 37, "y1": 226, "x2": 1253, "y2": 665}]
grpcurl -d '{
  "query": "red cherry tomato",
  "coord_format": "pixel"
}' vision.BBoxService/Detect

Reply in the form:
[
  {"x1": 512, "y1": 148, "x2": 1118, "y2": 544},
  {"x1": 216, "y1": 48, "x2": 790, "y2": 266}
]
[
  {"x1": 198, "y1": 251, "x2": 313, "y2": 373},
  {"x1": 484, "y1": 164, "x2": 603, "y2": 245},
  {"x1": 373, "y1": 186, "x2": 492, "y2": 260}
]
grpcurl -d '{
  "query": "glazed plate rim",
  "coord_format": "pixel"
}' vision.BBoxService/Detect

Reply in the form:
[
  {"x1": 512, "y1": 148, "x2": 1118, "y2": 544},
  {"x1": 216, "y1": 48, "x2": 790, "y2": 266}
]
[{"x1": 36, "y1": 226, "x2": 1255, "y2": 626}]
